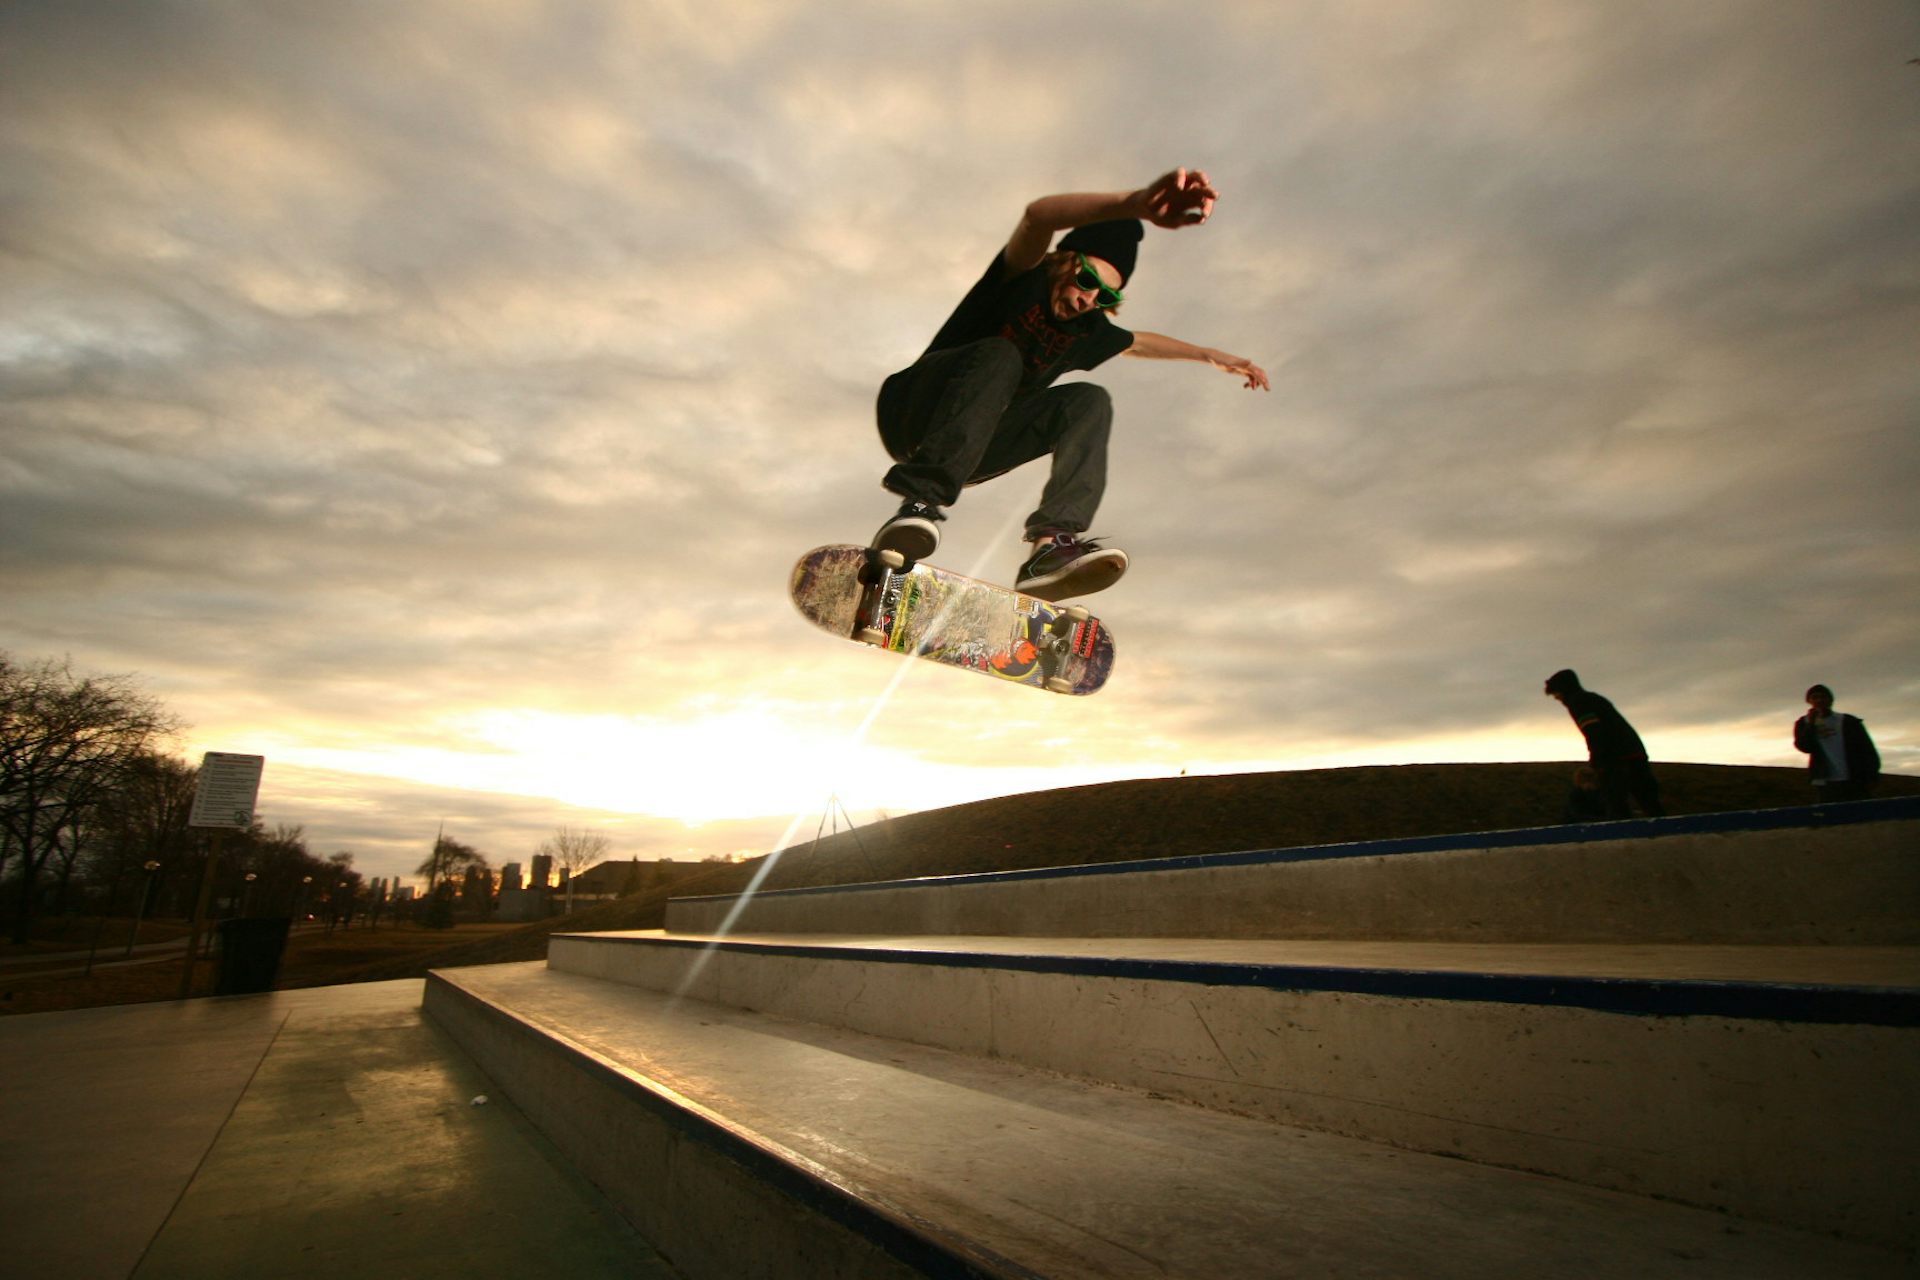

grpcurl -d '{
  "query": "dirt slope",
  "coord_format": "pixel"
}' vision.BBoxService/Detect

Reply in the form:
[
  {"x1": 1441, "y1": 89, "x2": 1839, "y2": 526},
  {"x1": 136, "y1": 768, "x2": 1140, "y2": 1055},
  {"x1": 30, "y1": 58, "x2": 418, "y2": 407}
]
[{"x1": 752, "y1": 761, "x2": 1918, "y2": 890}]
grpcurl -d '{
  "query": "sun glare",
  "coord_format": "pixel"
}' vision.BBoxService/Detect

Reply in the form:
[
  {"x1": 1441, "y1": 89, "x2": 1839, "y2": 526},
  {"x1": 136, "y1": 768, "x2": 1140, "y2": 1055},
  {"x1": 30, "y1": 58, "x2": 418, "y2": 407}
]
[
  {"x1": 239, "y1": 688, "x2": 1144, "y2": 827},
  {"x1": 204, "y1": 706, "x2": 1808, "y2": 853},
  {"x1": 256, "y1": 706, "x2": 926, "y2": 822}
]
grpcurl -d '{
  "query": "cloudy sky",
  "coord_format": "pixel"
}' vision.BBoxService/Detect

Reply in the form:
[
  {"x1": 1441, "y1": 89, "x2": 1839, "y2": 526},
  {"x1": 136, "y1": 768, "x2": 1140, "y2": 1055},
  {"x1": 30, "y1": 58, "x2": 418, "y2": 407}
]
[{"x1": 4, "y1": 0, "x2": 1916, "y2": 885}]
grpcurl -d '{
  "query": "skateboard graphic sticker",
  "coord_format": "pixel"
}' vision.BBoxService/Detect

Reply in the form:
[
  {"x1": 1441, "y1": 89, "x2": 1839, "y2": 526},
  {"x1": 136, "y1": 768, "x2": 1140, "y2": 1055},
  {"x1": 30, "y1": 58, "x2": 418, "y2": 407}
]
[
  {"x1": 896, "y1": 574, "x2": 1097, "y2": 687},
  {"x1": 789, "y1": 545, "x2": 1115, "y2": 696}
]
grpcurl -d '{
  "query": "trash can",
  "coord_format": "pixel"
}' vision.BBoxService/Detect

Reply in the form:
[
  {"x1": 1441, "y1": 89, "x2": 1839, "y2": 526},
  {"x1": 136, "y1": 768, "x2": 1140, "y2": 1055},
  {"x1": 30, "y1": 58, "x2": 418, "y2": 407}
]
[{"x1": 216, "y1": 917, "x2": 292, "y2": 995}]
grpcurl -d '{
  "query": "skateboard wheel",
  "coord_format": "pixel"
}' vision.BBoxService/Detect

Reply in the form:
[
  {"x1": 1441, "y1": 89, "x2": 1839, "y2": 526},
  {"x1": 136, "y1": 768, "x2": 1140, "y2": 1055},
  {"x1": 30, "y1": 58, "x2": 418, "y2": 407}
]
[
  {"x1": 1044, "y1": 677, "x2": 1075, "y2": 695},
  {"x1": 1047, "y1": 605, "x2": 1090, "y2": 636},
  {"x1": 854, "y1": 626, "x2": 885, "y2": 646},
  {"x1": 875, "y1": 549, "x2": 906, "y2": 571}
]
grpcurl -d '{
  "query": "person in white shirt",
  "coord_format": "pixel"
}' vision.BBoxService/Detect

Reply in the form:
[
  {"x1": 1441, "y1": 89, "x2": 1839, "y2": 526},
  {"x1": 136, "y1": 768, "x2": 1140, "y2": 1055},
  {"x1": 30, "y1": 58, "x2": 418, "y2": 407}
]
[{"x1": 1792, "y1": 684, "x2": 1881, "y2": 802}]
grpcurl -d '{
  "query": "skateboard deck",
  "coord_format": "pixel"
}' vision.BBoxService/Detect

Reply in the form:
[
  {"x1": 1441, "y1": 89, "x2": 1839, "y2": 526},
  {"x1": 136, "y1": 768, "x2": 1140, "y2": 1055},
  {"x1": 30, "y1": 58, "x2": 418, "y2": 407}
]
[{"x1": 789, "y1": 545, "x2": 1116, "y2": 695}]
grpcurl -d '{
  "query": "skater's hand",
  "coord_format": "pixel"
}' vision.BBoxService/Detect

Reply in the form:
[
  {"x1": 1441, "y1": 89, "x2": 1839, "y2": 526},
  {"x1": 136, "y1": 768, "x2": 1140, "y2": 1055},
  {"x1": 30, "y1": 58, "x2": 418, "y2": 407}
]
[
  {"x1": 1211, "y1": 351, "x2": 1270, "y2": 390},
  {"x1": 1137, "y1": 168, "x2": 1217, "y2": 229}
]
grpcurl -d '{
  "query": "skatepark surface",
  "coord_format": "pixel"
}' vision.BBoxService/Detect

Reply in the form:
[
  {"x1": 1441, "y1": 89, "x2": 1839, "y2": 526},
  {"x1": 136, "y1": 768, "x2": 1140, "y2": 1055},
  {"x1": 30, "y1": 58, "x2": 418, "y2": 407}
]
[
  {"x1": 4, "y1": 793, "x2": 1915, "y2": 1278},
  {"x1": 0, "y1": 979, "x2": 678, "y2": 1280},
  {"x1": 7, "y1": 954, "x2": 1914, "y2": 1278}
]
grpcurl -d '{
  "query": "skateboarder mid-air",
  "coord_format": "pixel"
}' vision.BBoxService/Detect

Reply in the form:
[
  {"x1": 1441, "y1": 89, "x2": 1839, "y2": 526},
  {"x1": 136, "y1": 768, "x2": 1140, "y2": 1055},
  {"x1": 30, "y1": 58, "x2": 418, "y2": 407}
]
[{"x1": 872, "y1": 167, "x2": 1271, "y2": 600}]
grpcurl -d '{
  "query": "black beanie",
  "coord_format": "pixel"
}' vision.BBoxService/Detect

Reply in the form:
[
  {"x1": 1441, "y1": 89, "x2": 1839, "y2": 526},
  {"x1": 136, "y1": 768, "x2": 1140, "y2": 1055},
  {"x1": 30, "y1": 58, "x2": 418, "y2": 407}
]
[{"x1": 1057, "y1": 219, "x2": 1144, "y2": 285}]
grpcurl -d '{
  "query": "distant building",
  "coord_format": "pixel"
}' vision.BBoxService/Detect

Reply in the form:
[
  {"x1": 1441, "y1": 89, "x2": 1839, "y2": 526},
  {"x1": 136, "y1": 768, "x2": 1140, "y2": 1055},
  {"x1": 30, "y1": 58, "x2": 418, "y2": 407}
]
[
  {"x1": 459, "y1": 866, "x2": 495, "y2": 917},
  {"x1": 499, "y1": 861, "x2": 524, "y2": 893},
  {"x1": 529, "y1": 853, "x2": 554, "y2": 889}
]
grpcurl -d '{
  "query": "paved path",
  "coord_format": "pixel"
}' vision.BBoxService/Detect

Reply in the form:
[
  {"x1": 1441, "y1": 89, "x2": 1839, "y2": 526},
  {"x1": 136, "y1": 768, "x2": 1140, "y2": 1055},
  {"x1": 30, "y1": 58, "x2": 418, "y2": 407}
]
[{"x1": 0, "y1": 980, "x2": 679, "y2": 1279}]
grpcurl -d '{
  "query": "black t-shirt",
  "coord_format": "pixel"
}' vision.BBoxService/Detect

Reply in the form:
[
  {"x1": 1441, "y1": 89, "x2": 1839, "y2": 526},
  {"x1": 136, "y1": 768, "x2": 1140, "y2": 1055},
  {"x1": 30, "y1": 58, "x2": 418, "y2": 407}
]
[{"x1": 919, "y1": 253, "x2": 1135, "y2": 397}]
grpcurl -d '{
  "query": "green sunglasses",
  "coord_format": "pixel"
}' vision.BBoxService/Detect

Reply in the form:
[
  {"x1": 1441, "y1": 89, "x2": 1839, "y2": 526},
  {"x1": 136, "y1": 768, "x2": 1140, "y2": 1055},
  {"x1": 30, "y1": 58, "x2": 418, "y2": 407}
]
[{"x1": 1072, "y1": 253, "x2": 1124, "y2": 308}]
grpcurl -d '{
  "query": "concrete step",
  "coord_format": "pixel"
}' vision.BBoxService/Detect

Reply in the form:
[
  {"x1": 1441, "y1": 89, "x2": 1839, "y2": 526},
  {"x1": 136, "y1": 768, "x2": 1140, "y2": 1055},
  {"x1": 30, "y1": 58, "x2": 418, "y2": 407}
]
[
  {"x1": 544, "y1": 930, "x2": 1919, "y2": 1250},
  {"x1": 664, "y1": 798, "x2": 1920, "y2": 945},
  {"x1": 423, "y1": 961, "x2": 1913, "y2": 1280}
]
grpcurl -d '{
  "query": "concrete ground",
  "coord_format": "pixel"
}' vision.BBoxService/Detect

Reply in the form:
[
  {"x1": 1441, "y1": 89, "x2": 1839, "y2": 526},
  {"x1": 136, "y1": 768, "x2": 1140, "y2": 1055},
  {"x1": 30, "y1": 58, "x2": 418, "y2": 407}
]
[{"x1": 0, "y1": 980, "x2": 679, "y2": 1280}]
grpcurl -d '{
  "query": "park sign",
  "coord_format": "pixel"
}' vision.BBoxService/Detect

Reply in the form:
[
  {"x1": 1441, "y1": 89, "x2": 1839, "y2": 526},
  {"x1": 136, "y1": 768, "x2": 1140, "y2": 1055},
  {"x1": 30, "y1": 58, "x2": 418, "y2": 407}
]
[{"x1": 189, "y1": 751, "x2": 266, "y2": 829}]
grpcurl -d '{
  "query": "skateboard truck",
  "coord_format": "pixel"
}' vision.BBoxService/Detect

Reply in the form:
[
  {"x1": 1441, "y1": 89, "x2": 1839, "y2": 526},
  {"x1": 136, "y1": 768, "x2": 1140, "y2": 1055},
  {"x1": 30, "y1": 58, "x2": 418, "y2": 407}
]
[
  {"x1": 1037, "y1": 606, "x2": 1092, "y2": 694},
  {"x1": 853, "y1": 547, "x2": 908, "y2": 646}
]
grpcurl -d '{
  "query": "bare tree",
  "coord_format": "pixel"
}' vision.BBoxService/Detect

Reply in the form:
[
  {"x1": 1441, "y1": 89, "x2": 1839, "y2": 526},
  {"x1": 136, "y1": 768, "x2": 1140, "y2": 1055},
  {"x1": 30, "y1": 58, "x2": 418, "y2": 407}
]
[
  {"x1": 0, "y1": 655, "x2": 178, "y2": 943},
  {"x1": 86, "y1": 751, "x2": 200, "y2": 916},
  {"x1": 43, "y1": 794, "x2": 98, "y2": 917},
  {"x1": 537, "y1": 826, "x2": 610, "y2": 913},
  {"x1": 416, "y1": 833, "x2": 486, "y2": 893}
]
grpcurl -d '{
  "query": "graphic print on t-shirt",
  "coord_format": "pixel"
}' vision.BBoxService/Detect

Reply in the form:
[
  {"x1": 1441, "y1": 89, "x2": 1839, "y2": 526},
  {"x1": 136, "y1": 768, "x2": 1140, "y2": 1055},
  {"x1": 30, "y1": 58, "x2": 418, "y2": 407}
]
[{"x1": 1003, "y1": 302, "x2": 1080, "y2": 378}]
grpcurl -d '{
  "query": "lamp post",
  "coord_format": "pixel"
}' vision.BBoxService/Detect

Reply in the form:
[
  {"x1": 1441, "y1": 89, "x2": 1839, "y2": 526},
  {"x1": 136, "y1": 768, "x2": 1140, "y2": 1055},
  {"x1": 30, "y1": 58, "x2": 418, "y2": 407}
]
[
  {"x1": 124, "y1": 860, "x2": 162, "y2": 958},
  {"x1": 242, "y1": 871, "x2": 259, "y2": 918}
]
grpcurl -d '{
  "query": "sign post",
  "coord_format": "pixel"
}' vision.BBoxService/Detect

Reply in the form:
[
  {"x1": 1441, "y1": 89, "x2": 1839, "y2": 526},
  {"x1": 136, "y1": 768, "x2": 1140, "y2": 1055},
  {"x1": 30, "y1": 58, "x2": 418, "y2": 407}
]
[
  {"x1": 189, "y1": 752, "x2": 266, "y2": 831},
  {"x1": 179, "y1": 753, "x2": 266, "y2": 998}
]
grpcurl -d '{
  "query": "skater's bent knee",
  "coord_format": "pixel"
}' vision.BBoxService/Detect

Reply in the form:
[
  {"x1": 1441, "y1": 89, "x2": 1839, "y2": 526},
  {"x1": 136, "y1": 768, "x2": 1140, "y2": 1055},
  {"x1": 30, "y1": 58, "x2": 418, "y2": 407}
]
[
  {"x1": 1057, "y1": 382, "x2": 1114, "y2": 423},
  {"x1": 966, "y1": 337, "x2": 1025, "y2": 377}
]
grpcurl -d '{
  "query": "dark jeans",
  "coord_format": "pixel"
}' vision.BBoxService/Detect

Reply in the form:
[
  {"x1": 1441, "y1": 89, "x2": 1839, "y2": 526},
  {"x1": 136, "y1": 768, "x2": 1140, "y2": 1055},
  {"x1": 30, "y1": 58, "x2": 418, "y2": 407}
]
[
  {"x1": 877, "y1": 338, "x2": 1111, "y2": 537},
  {"x1": 1596, "y1": 759, "x2": 1664, "y2": 819}
]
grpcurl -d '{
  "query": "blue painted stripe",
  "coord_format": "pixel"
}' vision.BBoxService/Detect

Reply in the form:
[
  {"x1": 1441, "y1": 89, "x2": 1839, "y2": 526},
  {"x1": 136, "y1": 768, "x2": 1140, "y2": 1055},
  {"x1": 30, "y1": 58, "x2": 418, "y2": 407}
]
[
  {"x1": 586, "y1": 934, "x2": 1920, "y2": 1027},
  {"x1": 672, "y1": 794, "x2": 1920, "y2": 906}
]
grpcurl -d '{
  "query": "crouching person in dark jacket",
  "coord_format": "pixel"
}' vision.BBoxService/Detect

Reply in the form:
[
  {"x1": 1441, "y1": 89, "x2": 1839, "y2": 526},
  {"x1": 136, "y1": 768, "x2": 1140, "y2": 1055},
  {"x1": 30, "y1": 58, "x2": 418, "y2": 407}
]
[{"x1": 1544, "y1": 669, "x2": 1664, "y2": 820}]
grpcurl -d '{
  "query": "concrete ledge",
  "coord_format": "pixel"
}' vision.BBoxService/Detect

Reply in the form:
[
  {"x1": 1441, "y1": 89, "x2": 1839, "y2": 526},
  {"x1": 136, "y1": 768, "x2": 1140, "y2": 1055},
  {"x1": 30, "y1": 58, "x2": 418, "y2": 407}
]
[
  {"x1": 423, "y1": 968, "x2": 1034, "y2": 1280},
  {"x1": 424, "y1": 962, "x2": 1914, "y2": 1277},
  {"x1": 550, "y1": 932, "x2": 1920, "y2": 1249},
  {"x1": 561, "y1": 933, "x2": 1920, "y2": 1026},
  {"x1": 664, "y1": 799, "x2": 1920, "y2": 944}
]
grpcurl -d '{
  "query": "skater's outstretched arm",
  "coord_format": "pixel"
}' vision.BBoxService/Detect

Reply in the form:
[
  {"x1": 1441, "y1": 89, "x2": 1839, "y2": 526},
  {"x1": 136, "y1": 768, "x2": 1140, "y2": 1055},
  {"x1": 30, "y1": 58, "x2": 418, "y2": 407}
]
[
  {"x1": 1124, "y1": 331, "x2": 1271, "y2": 390},
  {"x1": 1003, "y1": 168, "x2": 1218, "y2": 272}
]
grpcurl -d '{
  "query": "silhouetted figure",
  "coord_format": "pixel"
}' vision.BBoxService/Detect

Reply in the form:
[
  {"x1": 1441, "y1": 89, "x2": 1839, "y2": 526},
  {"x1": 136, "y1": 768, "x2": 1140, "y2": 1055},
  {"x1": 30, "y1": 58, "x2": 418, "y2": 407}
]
[
  {"x1": 1793, "y1": 684, "x2": 1880, "y2": 803},
  {"x1": 1560, "y1": 765, "x2": 1610, "y2": 824},
  {"x1": 1544, "y1": 669, "x2": 1664, "y2": 819}
]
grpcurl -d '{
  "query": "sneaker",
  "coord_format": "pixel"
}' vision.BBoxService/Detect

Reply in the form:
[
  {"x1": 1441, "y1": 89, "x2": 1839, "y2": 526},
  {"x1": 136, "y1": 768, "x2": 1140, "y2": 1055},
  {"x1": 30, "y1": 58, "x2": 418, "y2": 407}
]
[
  {"x1": 1015, "y1": 532, "x2": 1128, "y2": 600},
  {"x1": 872, "y1": 499, "x2": 945, "y2": 561}
]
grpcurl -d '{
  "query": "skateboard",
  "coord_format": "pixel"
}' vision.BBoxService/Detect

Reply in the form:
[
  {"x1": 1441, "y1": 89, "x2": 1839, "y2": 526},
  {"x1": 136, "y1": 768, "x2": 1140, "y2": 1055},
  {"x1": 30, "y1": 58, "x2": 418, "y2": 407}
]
[{"x1": 789, "y1": 545, "x2": 1116, "y2": 695}]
